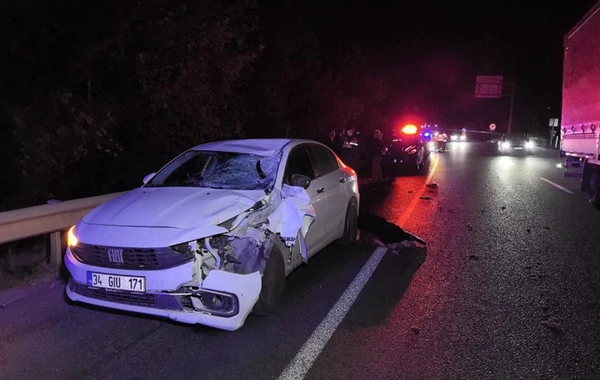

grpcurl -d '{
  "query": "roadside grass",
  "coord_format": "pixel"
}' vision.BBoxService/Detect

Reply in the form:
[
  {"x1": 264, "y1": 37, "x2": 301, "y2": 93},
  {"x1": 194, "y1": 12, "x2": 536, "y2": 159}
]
[
  {"x1": 0, "y1": 236, "x2": 65, "y2": 292},
  {"x1": 0, "y1": 260, "x2": 61, "y2": 292}
]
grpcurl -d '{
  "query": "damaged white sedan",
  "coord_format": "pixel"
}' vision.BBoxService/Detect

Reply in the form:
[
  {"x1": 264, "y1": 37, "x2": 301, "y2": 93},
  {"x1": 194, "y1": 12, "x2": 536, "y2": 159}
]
[{"x1": 64, "y1": 138, "x2": 359, "y2": 331}]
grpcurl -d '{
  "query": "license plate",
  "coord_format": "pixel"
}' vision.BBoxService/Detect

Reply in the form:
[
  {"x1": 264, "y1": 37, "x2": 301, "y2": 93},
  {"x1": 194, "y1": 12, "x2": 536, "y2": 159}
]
[{"x1": 87, "y1": 272, "x2": 146, "y2": 292}]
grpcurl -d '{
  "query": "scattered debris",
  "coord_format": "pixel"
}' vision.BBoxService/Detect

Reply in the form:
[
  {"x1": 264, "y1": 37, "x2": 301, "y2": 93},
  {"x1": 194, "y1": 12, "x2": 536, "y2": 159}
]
[
  {"x1": 526, "y1": 229, "x2": 531, "y2": 233},
  {"x1": 467, "y1": 224, "x2": 474, "y2": 231},
  {"x1": 544, "y1": 226, "x2": 550, "y2": 230},
  {"x1": 411, "y1": 327, "x2": 421, "y2": 335},
  {"x1": 419, "y1": 196, "x2": 432, "y2": 200},
  {"x1": 501, "y1": 206, "x2": 506, "y2": 211},
  {"x1": 426, "y1": 183, "x2": 438, "y2": 189},
  {"x1": 480, "y1": 209, "x2": 485, "y2": 213},
  {"x1": 541, "y1": 315, "x2": 562, "y2": 333},
  {"x1": 468, "y1": 254, "x2": 479, "y2": 261}
]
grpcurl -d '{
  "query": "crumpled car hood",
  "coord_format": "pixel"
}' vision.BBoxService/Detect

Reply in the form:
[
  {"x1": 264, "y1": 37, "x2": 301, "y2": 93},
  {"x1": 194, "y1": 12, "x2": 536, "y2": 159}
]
[{"x1": 83, "y1": 187, "x2": 266, "y2": 229}]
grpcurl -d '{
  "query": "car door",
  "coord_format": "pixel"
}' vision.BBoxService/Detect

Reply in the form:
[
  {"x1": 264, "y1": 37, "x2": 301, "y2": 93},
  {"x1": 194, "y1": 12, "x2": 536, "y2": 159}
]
[
  {"x1": 306, "y1": 143, "x2": 348, "y2": 241},
  {"x1": 283, "y1": 145, "x2": 326, "y2": 254}
]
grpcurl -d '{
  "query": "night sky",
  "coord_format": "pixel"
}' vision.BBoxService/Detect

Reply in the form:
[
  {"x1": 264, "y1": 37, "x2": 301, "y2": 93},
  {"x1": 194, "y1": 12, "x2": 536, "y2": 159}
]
[{"x1": 302, "y1": 0, "x2": 598, "y2": 133}]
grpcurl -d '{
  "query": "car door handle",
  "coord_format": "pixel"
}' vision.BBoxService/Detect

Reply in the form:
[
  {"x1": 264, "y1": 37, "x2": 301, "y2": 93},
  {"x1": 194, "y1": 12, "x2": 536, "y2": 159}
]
[
  {"x1": 339, "y1": 177, "x2": 347, "y2": 183},
  {"x1": 317, "y1": 187, "x2": 325, "y2": 194}
]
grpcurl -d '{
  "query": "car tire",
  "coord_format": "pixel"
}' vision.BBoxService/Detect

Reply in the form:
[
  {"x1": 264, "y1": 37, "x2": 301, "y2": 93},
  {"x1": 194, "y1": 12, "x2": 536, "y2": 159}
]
[
  {"x1": 342, "y1": 201, "x2": 358, "y2": 242},
  {"x1": 252, "y1": 244, "x2": 285, "y2": 316},
  {"x1": 588, "y1": 170, "x2": 600, "y2": 209}
]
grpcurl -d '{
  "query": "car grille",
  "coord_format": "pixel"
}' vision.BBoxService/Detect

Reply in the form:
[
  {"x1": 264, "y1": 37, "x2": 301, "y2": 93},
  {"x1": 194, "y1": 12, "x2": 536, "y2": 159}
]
[
  {"x1": 70, "y1": 282, "x2": 184, "y2": 310},
  {"x1": 71, "y1": 243, "x2": 193, "y2": 270}
]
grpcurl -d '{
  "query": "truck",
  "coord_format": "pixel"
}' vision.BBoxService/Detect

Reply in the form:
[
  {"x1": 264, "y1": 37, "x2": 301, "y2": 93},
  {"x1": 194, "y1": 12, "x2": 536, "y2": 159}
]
[{"x1": 560, "y1": 1, "x2": 600, "y2": 208}]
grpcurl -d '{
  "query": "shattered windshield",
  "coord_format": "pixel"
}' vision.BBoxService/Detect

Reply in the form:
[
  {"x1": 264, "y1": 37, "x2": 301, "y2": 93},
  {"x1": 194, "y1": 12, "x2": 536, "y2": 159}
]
[{"x1": 146, "y1": 150, "x2": 282, "y2": 191}]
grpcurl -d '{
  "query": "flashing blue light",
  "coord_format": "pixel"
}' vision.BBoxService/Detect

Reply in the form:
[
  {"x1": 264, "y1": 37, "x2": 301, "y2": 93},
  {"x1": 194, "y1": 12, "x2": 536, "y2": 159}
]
[{"x1": 424, "y1": 132, "x2": 430, "y2": 137}]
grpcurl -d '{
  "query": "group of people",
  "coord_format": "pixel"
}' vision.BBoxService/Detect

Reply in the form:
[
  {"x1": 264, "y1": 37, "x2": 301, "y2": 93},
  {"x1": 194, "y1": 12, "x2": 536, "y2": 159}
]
[{"x1": 324, "y1": 127, "x2": 386, "y2": 183}]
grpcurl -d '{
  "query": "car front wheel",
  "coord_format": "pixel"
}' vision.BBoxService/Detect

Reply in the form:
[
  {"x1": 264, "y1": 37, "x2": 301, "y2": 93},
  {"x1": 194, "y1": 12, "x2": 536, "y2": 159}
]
[{"x1": 252, "y1": 244, "x2": 285, "y2": 316}]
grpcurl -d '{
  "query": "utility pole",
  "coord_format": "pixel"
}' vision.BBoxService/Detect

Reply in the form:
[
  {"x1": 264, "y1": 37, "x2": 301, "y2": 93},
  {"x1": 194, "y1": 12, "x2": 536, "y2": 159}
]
[
  {"x1": 506, "y1": 82, "x2": 515, "y2": 135},
  {"x1": 475, "y1": 75, "x2": 516, "y2": 134}
]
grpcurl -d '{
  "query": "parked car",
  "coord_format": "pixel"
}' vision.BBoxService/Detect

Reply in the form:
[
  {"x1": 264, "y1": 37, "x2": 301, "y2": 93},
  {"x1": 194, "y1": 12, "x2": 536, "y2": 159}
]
[
  {"x1": 64, "y1": 139, "x2": 359, "y2": 331},
  {"x1": 382, "y1": 124, "x2": 429, "y2": 175},
  {"x1": 498, "y1": 134, "x2": 534, "y2": 154}
]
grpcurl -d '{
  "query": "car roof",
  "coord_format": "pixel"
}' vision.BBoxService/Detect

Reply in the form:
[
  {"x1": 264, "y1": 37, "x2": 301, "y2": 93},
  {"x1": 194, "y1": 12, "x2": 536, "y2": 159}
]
[{"x1": 192, "y1": 138, "x2": 318, "y2": 157}]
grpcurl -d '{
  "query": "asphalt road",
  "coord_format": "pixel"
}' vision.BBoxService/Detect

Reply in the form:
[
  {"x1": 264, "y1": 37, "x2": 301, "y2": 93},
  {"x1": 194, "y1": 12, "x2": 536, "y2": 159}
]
[{"x1": 1, "y1": 142, "x2": 599, "y2": 380}]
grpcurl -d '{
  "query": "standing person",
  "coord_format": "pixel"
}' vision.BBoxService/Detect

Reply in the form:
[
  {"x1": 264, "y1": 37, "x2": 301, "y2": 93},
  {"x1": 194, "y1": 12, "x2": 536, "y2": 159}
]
[
  {"x1": 324, "y1": 129, "x2": 340, "y2": 155},
  {"x1": 368, "y1": 129, "x2": 384, "y2": 182},
  {"x1": 436, "y1": 131, "x2": 448, "y2": 152},
  {"x1": 341, "y1": 127, "x2": 361, "y2": 171}
]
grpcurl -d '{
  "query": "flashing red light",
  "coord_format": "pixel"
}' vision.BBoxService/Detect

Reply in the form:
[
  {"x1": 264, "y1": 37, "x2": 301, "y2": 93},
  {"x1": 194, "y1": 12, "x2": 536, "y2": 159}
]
[{"x1": 401, "y1": 124, "x2": 418, "y2": 135}]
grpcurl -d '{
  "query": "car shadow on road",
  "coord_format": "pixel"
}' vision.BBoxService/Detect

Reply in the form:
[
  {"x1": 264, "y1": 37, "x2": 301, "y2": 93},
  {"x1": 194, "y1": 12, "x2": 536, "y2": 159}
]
[{"x1": 340, "y1": 246, "x2": 427, "y2": 329}]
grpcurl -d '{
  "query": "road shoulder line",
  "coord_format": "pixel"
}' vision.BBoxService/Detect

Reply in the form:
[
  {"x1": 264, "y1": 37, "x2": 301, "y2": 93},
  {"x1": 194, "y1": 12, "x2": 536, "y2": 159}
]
[{"x1": 540, "y1": 177, "x2": 575, "y2": 194}]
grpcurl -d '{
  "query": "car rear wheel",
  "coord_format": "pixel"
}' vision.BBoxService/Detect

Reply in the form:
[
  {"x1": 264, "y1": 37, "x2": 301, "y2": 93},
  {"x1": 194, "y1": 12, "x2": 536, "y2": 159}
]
[
  {"x1": 588, "y1": 170, "x2": 600, "y2": 209},
  {"x1": 342, "y1": 201, "x2": 358, "y2": 242},
  {"x1": 252, "y1": 244, "x2": 285, "y2": 316}
]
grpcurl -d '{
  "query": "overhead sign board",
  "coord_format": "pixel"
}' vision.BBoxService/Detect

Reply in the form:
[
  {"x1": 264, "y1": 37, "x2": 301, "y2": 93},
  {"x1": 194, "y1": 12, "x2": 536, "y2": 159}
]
[{"x1": 475, "y1": 75, "x2": 503, "y2": 98}]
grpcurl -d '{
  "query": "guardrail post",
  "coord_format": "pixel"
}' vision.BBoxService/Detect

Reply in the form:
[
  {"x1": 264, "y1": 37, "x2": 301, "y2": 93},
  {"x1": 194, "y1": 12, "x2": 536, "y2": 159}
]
[{"x1": 50, "y1": 231, "x2": 62, "y2": 266}]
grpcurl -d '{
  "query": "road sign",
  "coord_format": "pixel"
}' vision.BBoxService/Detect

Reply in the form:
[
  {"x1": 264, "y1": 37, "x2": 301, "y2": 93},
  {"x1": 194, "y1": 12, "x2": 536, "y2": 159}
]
[
  {"x1": 475, "y1": 75, "x2": 503, "y2": 98},
  {"x1": 489, "y1": 123, "x2": 496, "y2": 131}
]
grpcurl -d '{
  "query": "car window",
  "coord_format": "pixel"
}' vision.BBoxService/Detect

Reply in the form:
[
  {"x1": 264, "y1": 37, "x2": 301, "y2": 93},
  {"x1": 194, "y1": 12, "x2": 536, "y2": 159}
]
[
  {"x1": 307, "y1": 144, "x2": 339, "y2": 178},
  {"x1": 284, "y1": 145, "x2": 315, "y2": 184}
]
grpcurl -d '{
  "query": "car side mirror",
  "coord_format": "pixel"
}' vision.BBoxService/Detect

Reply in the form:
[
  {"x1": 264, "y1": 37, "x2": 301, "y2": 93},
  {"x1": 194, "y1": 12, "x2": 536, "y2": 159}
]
[
  {"x1": 291, "y1": 174, "x2": 311, "y2": 189},
  {"x1": 142, "y1": 172, "x2": 156, "y2": 185}
]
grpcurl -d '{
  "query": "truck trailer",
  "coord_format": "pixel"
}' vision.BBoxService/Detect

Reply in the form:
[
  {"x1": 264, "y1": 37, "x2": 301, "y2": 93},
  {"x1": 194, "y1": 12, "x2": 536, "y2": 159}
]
[{"x1": 560, "y1": 1, "x2": 600, "y2": 208}]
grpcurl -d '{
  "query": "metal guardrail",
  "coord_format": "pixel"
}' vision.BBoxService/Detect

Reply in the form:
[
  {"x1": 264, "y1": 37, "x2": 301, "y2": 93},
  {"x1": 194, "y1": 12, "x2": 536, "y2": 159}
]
[{"x1": 0, "y1": 192, "x2": 126, "y2": 266}]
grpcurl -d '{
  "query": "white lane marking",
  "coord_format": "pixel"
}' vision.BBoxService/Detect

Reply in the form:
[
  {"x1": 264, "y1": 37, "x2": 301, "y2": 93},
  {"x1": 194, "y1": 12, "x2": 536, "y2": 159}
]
[
  {"x1": 277, "y1": 247, "x2": 387, "y2": 380},
  {"x1": 540, "y1": 177, "x2": 574, "y2": 194},
  {"x1": 279, "y1": 154, "x2": 439, "y2": 380}
]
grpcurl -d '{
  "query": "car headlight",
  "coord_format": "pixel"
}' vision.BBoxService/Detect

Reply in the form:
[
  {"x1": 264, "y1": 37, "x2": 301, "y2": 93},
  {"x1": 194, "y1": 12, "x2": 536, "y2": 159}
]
[
  {"x1": 171, "y1": 241, "x2": 197, "y2": 255},
  {"x1": 67, "y1": 226, "x2": 78, "y2": 247},
  {"x1": 502, "y1": 142, "x2": 511, "y2": 149},
  {"x1": 525, "y1": 141, "x2": 533, "y2": 149}
]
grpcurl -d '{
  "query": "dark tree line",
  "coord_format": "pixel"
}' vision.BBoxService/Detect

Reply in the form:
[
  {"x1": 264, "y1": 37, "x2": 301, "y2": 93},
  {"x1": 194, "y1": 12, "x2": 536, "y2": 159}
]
[
  {"x1": 1, "y1": 0, "x2": 522, "y2": 211},
  {"x1": 0, "y1": 0, "x2": 395, "y2": 211}
]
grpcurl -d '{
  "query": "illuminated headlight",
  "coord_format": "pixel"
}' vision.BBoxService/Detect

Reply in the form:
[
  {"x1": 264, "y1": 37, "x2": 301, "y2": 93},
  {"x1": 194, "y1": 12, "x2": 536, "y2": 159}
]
[
  {"x1": 460, "y1": 135, "x2": 466, "y2": 141},
  {"x1": 67, "y1": 226, "x2": 78, "y2": 247},
  {"x1": 450, "y1": 135, "x2": 458, "y2": 141},
  {"x1": 525, "y1": 141, "x2": 533, "y2": 149},
  {"x1": 502, "y1": 142, "x2": 511, "y2": 149},
  {"x1": 427, "y1": 142, "x2": 435, "y2": 150}
]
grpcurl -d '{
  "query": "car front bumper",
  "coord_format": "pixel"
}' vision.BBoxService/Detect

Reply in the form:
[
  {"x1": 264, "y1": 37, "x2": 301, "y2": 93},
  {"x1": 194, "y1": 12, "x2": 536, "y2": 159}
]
[{"x1": 64, "y1": 248, "x2": 261, "y2": 331}]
